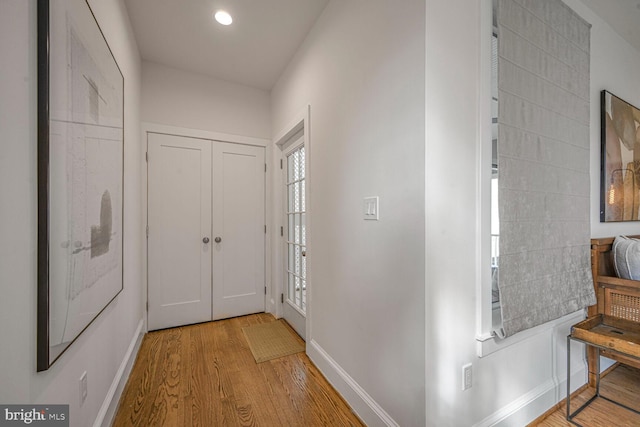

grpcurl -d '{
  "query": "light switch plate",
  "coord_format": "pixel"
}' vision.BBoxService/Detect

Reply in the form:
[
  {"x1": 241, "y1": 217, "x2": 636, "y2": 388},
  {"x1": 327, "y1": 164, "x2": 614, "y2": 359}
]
[{"x1": 363, "y1": 197, "x2": 379, "y2": 220}]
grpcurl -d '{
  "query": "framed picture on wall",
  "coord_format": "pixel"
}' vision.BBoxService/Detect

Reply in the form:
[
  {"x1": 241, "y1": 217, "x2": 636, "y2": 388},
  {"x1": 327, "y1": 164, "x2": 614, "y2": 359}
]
[
  {"x1": 37, "y1": 0, "x2": 124, "y2": 371},
  {"x1": 601, "y1": 90, "x2": 640, "y2": 222}
]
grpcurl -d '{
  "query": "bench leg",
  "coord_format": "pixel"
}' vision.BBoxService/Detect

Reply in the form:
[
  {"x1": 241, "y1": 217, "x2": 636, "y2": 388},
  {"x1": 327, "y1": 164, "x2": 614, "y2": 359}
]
[
  {"x1": 567, "y1": 336, "x2": 640, "y2": 425},
  {"x1": 567, "y1": 335, "x2": 571, "y2": 421},
  {"x1": 566, "y1": 336, "x2": 597, "y2": 426},
  {"x1": 587, "y1": 346, "x2": 598, "y2": 387},
  {"x1": 595, "y1": 347, "x2": 601, "y2": 397}
]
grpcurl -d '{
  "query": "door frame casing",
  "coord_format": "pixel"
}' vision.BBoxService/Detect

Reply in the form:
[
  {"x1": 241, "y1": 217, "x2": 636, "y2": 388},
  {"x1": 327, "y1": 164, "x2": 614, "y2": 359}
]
[
  {"x1": 141, "y1": 122, "x2": 272, "y2": 332},
  {"x1": 272, "y1": 106, "x2": 311, "y2": 341}
]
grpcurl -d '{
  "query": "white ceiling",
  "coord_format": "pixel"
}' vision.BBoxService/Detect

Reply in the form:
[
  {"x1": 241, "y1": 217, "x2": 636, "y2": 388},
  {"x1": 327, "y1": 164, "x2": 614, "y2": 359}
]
[
  {"x1": 580, "y1": 0, "x2": 640, "y2": 53},
  {"x1": 124, "y1": 1, "x2": 640, "y2": 92},
  {"x1": 124, "y1": 0, "x2": 329, "y2": 90}
]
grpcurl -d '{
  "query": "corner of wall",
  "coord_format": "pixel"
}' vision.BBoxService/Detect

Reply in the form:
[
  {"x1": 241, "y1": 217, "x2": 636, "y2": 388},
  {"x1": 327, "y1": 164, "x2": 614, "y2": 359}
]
[{"x1": 307, "y1": 340, "x2": 399, "y2": 427}]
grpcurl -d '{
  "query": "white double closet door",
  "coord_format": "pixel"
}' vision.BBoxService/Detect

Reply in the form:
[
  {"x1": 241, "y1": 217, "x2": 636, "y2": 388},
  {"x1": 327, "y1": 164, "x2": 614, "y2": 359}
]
[{"x1": 147, "y1": 133, "x2": 265, "y2": 331}]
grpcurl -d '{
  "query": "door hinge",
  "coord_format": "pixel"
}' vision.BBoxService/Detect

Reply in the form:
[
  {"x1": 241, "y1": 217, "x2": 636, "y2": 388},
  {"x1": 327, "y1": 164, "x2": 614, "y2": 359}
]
[
  {"x1": 146, "y1": 225, "x2": 149, "y2": 238},
  {"x1": 280, "y1": 226, "x2": 283, "y2": 237},
  {"x1": 146, "y1": 301, "x2": 148, "y2": 311},
  {"x1": 265, "y1": 163, "x2": 267, "y2": 172},
  {"x1": 281, "y1": 293, "x2": 284, "y2": 303},
  {"x1": 280, "y1": 159, "x2": 283, "y2": 169},
  {"x1": 145, "y1": 152, "x2": 148, "y2": 162},
  {"x1": 265, "y1": 225, "x2": 267, "y2": 234},
  {"x1": 264, "y1": 286, "x2": 267, "y2": 295}
]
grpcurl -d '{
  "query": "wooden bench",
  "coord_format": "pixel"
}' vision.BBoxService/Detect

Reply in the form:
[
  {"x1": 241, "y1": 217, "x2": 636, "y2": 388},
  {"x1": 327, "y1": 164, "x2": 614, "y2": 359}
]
[
  {"x1": 566, "y1": 236, "x2": 640, "y2": 424},
  {"x1": 587, "y1": 235, "x2": 640, "y2": 385}
]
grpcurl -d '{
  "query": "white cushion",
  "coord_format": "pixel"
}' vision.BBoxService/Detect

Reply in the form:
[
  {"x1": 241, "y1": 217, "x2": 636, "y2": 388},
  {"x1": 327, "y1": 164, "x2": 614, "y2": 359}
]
[{"x1": 612, "y1": 236, "x2": 640, "y2": 280}]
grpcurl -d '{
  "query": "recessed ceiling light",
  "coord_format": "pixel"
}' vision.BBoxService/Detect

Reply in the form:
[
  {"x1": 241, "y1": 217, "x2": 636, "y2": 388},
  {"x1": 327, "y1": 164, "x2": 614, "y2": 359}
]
[{"x1": 214, "y1": 10, "x2": 233, "y2": 26}]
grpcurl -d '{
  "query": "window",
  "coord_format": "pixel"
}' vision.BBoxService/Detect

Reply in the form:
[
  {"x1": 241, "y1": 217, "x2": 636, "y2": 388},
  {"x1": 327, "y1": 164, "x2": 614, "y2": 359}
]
[
  {"x1": 490, "y1": 30, "x2": 503, "y2": 336},
  {"x1": 480, "y1": 0, "x2": 594, "y2": 351},
  {"x1": 285, "y1": 145, "x2": 307, "y2": 313}
]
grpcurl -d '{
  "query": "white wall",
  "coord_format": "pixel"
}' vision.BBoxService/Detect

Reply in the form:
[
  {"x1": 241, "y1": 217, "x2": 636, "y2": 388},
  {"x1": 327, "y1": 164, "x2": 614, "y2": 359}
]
[
  {"x1": 425, "y1": 0, "x2": 640, "y2": 426},
  {"x1": 271, "y1": 1, "x2": 426, "y2": 425},
  {"x1": 0, "y1": 1, "x2": 143, "y2": 426},
  {"x1": 141, "y1": 61, "x2": 271, "y2": 138},
  {"x1": 562, "y1": 0, "x2": 640, "y2": 239}
]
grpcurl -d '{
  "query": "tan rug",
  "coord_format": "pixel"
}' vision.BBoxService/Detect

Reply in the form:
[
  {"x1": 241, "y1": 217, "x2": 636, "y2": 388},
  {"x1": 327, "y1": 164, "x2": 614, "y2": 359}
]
[{"x1": 242, "y1": 320, "x2": 305, "y2": 363}]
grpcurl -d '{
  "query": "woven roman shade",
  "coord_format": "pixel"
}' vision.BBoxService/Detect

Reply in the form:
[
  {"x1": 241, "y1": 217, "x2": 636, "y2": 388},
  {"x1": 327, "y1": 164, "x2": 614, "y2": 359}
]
[{"x1": 496, "y1": 0, "x2": 596, "y2": 337}]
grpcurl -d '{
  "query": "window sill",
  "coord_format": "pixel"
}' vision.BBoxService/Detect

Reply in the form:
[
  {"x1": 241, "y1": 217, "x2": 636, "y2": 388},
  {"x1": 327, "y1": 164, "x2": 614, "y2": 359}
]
[{"x1": 475, "y1": 310, "x2": 585, "y2": 357}]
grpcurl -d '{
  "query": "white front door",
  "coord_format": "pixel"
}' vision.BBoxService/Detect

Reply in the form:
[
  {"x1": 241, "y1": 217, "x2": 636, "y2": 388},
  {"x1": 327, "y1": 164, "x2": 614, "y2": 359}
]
[
  {"x1": 212, "y1": 141, "x2": 266, "y2": 320},
  {"x1": 147, "y1": 134, "x2": 266, "y2": 330},
  {"x1": 147, "y1": 133, "x2": 212, "y2": 330},
  {"x1": 282, "y1": 141, "x2": 307, "y2": 340}
]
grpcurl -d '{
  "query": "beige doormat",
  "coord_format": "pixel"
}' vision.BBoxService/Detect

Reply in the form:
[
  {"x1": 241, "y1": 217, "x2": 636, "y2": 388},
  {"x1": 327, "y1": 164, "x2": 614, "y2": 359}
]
[{"x1": 242, "y1": 320, "x2": 305, "y2": 363}]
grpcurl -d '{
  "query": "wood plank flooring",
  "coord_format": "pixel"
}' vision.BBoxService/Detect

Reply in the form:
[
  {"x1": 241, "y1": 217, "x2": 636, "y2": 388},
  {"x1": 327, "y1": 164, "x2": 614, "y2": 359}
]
[
  {"x1": 112, "y1": 313, "x2": 364, "y2": 427},
  {"x1": 531, "y1": 364, "x2": 640, "y2": 426}
]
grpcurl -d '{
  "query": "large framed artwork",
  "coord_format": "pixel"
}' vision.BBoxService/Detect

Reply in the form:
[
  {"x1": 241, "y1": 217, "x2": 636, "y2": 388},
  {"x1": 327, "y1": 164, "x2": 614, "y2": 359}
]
[
  {"x1": 601, "y1": 90, "x2": 640, "y2": 222},
  {"x1": 37, "y1": 0, "x2": 124, "y2": 371}
]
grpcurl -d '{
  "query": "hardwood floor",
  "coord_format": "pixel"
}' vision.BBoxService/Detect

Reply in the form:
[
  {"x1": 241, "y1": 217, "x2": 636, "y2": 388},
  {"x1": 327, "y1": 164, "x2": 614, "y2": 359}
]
[
  {"x1": 531, "y1": 364, "x2": 640, "y2": 426},
  {"x1": 112, "y1": 313, "x2": 364, "y2": 427}
]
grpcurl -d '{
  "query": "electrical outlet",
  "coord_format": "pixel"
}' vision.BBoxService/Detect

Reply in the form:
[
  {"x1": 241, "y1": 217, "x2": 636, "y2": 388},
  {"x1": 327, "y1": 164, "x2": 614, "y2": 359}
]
[
  {"x1": 462, "y1": 363, "x2": 472, "y2": 390},
  {"x1": 79, "y1": 371, "x2": 88, "y2": 406}
]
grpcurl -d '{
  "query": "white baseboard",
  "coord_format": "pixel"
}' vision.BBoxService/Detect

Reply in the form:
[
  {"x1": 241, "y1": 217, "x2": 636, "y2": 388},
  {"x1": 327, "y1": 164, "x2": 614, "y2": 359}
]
[
  {"x1": 93, "y1": 319, "x2": 145, "y2": 427},
  {"x1": 472, "y1": 368, "x2": 586, "y2": 427},
  {"x1": 307, "y1": 339, "x2": 399, "y2": 427}
]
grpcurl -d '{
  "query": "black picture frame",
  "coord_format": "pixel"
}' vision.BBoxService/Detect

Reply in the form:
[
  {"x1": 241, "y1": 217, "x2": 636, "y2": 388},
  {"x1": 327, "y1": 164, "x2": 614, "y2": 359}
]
[
  {"x1": 600, "y1": 90, "x2": 640, "y2": 222},
  {"x1": 37, "y1": 0, "x2": 124, "y2": 371}
]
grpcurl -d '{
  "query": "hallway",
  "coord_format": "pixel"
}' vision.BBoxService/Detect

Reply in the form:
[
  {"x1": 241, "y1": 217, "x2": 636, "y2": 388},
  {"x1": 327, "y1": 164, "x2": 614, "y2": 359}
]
[{"x1": 112, "y1": 313, "x2": 363, "y2": 426}]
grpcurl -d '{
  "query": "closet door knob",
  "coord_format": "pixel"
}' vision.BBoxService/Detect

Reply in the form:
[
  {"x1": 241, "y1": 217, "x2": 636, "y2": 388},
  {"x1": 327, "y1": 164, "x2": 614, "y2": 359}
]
[
  {"x1": 214, "y1": 237, "x2": 222, "y2": 243},
  {"x1": 203, "y1": 237, "x2": 210, "y2": 244}
]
